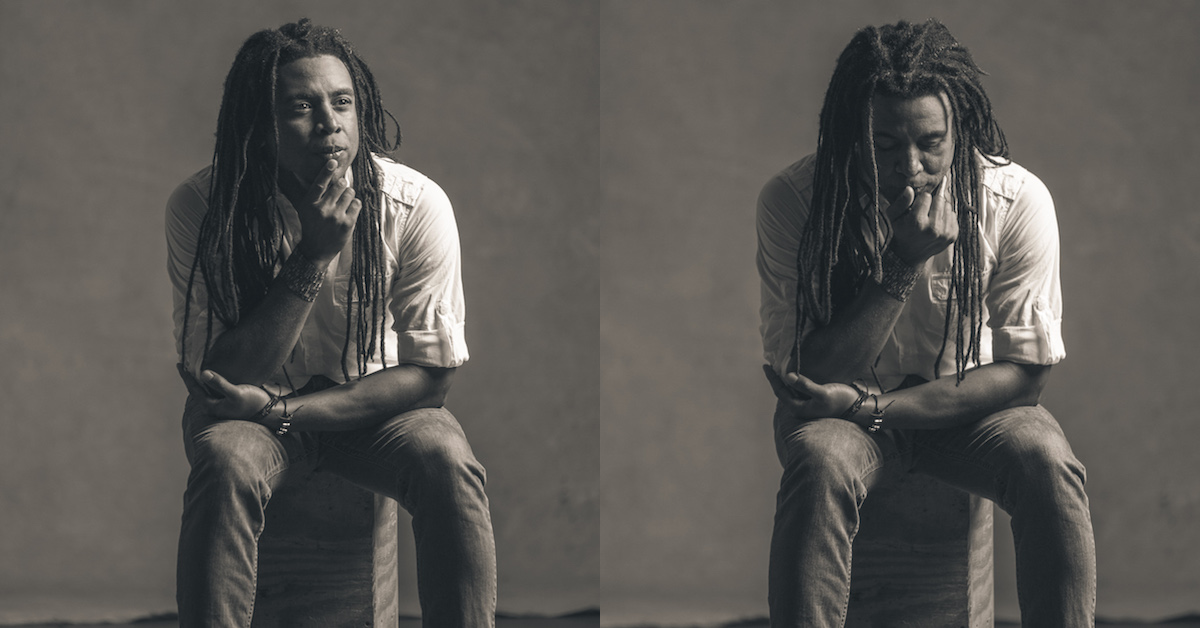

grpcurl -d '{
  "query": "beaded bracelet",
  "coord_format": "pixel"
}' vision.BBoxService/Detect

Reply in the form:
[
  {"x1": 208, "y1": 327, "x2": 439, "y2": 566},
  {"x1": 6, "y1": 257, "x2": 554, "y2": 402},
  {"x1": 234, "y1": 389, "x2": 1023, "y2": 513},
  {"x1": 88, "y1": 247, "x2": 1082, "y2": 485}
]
[
  {"x1": 278, "y1": 250, "x2": 326, "y2": 302},
  {"x1": 253, "y1": 386, "x2": 281, "y2": 424},
  {"x1": 877, "y1": 248, "x2": 921, "y2": 302},
  {"x1": 840, "y1": 380, "x2": 870, "y2": 421}
]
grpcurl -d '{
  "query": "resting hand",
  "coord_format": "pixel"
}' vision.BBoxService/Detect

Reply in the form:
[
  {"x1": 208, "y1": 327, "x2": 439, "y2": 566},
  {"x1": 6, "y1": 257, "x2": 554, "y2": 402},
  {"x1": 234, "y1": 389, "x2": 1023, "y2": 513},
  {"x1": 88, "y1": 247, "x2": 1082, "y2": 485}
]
[
  {"x1": 177, "y1": 363, "x2": 272, "y2": 422},
  {"x1": 763, "y1": 365, "x2": 860, "y2": 422}
]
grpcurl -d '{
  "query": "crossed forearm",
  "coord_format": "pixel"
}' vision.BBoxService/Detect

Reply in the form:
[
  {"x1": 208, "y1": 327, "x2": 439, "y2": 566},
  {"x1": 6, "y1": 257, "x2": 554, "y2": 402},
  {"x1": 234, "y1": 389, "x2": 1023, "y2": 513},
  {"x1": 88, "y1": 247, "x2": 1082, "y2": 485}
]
[
  {"x1": 201, "y1": 278, "x2": 320, "y2": 385},
  {"x1": 796, "y1": 280, "x2": 907, "y2": 384},
  {"x1": 264, "y1": 365, "x2": 456, "y2": 432},
  {"x1": 849, "y1": 361, "x2": 1050, "y2": 430}
]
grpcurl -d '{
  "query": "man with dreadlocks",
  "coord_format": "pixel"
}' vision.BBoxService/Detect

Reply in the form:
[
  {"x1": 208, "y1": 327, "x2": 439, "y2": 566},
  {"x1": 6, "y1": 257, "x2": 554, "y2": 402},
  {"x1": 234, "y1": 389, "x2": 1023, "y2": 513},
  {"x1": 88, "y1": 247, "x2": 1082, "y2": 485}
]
[
  {"x1": 165, "y1": 19, "x2": 495, "y2": 626},
  {"x1": 756, "y1": 19, "x2": 1094, "y2": 627}
]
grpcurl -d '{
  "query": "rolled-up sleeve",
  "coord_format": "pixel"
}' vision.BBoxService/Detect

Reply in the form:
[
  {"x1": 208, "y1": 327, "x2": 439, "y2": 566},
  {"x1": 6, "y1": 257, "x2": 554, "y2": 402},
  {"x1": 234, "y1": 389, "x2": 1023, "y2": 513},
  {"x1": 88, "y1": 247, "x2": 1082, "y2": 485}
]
[
  {"x1": 389, "y1": 180, "x2": 468, "y2": 368},
  {"x1": 986, "y1": 172, "x2": 1066, "y2": 365},
  {"x1": 165, "y1": 174, "x2": 226, "y2": 377}
]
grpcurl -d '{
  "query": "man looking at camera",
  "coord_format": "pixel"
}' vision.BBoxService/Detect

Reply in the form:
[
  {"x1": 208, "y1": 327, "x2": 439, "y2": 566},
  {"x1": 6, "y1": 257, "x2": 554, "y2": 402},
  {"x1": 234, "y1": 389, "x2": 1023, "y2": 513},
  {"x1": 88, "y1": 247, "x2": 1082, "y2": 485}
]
[
  {"x1": 757, "y1": 19, "x2": 1095, "y2": 627},
  {"x1": 166, "y1": 19, "x2": 495, "y2": 627}
]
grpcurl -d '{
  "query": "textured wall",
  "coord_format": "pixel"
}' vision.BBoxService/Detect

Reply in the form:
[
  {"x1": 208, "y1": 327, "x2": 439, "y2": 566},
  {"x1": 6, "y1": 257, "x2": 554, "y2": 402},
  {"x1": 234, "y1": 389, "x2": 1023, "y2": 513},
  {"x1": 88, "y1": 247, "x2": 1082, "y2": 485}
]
[
  {"x1": 0, "y1": 0, "x2": 596, "y2": 622},
  {"x1": 598, "y1": 0, "x2": 1200, "y2": 624},
  {"x1": 2, "y1": 0, "x2": 1198, "y2": 625}
]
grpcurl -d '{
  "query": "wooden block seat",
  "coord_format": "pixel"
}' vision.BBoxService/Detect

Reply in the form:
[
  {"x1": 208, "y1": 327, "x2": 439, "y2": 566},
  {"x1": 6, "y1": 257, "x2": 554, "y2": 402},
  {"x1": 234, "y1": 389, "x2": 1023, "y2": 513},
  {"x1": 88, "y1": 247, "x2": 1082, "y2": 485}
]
[
  {"x1": 845, "y1": 472, "x2": 994, "y2": 628},
  {"x1": 251, "y1": 466, "x2": 399, "y2": 628}
]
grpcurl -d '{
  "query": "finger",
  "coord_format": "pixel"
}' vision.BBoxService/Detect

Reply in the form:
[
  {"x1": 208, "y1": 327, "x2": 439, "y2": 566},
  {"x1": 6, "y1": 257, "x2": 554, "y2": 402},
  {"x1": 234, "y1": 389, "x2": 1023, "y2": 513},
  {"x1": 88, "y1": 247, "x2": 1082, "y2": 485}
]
[
  {"x1": 885, "y1": 186, "x2": 916, "y2": 221},
  {"x1": 308, "y1": 158, "x2": 340, "y2": 203},
  {"x1": 177, "y1": 363, "x2": 204, "y2": 397},
  {"x1": 781, "y1": 371, "x2": 820, "y2": 399},
  {"x1": 334, "y1": 185, "x2": 358, "y2": 215},
  {"x1": 345, "y1": 197, "x2": 363, "y2": 221},
  {"x1": 199, "y1": 369, "x2": 240, "y2": 399},
  {"x1": 910, "y1": 188, "x2": 935, "y2": 224},
  {"x1": 763, "y1": 364, "x2": 792, "y2": 400}
]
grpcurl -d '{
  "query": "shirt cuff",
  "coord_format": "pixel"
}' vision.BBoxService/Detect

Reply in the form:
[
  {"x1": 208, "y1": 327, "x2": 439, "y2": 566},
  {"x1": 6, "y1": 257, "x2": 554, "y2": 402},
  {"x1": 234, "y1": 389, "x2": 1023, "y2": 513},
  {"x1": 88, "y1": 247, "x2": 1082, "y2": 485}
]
[
  {"x1": 396, "y1": 324, "x2": 468, "y2": 368},
  {"x1": 992, "y1": 318, "x2": 1066, "y2": 365}
]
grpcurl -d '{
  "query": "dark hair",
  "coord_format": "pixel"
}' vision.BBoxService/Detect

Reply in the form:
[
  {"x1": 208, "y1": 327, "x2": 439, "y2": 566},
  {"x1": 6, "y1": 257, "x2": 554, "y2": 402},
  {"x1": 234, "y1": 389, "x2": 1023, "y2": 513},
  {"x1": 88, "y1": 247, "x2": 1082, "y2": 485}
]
[
  {"x1": 182, "y1": 18, "x2": 402, "y2": 381},
  {"x1": 798, "y1": 18, "x2": 1009, "y2": 381}
]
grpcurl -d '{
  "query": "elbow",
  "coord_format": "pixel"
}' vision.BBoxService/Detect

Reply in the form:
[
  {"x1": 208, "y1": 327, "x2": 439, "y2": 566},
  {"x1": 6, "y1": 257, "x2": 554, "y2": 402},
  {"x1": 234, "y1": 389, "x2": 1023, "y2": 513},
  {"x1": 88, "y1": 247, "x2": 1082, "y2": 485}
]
[
  {"x1": 418, "y1": 366, "x2": 456, "y2": 408},
  {"x1": 1011, "y1": 362, "x2": 1052, "y2": 407}
]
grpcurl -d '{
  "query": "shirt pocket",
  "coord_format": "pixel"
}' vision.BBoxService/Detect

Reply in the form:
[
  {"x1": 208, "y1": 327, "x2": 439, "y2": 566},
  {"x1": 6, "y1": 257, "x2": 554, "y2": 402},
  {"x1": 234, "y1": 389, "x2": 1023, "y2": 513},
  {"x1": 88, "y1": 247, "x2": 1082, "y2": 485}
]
[{"x1": 929, "y1": 271, "x2": 952, "y2": 301}]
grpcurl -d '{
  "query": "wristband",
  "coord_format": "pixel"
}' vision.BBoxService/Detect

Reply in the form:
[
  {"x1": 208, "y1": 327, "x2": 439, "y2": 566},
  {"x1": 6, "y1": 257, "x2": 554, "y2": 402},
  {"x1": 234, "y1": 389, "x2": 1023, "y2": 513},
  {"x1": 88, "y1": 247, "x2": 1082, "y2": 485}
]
[
  {"x1": 877, "y1": 248, "x2": 921, "y2": 302},
  {"x1": 252, "y1": 386, "x2": 281, "y2": 424},
  {"x1": 278, "y1": 250, "x2": 326, "y2": 302},
  {"x1": 840, "y1": 380, "x2": 869, "y2": 421}
]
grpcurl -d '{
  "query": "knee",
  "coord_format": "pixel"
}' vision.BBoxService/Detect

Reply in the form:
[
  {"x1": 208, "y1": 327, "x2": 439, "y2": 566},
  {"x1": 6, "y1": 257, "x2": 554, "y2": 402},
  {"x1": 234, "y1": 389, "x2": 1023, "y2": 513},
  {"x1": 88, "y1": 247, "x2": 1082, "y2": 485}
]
[
  {"x1": 187, "y1": 421, "x2": 283, "y2": 494},
  {"x1": 996, "y1": 408, "x2": 1087, "y2": 509},
  {"x1": 404, "y1": 408, "x2": 487, "y2": 491},
  {"x1": 778, "y1": 420, "x2": 872, "y2": 499}
]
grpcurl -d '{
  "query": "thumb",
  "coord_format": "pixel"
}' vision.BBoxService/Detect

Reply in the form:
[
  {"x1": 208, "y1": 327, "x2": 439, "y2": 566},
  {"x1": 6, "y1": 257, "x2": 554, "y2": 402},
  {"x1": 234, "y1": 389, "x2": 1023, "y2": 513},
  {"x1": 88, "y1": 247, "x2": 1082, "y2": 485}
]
[
  {"x1": 885, "y1": 186, "x2": 916, "y2": 222},
  {"x1": 762, "y1": 364, "x2": 792, "y2": 400},
  {"x1": 200, "y1": 369, "x2": 238, "y2": 398},
  {"x1": 781, "y1": 371, "x2": 818, "y2": 399}
]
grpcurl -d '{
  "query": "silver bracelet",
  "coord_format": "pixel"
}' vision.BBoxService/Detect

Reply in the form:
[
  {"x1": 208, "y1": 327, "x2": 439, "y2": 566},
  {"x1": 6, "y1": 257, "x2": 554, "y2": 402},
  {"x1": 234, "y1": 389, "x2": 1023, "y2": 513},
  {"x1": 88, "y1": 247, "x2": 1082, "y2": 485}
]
[
  {"x1": 278, "y1": 250, "x2": 325, "y2": 302},
  {"x1": 866, "y1": 394, "x2": 895, "y2": 433},
  {"x1": 877, "y1": 248, "x2": 921, "y2": 302}
]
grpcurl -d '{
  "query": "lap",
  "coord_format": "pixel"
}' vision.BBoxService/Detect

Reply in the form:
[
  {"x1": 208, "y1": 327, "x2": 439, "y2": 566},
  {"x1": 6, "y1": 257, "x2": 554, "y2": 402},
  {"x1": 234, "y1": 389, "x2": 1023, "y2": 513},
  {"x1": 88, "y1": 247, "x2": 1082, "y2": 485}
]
[
  {"x1": 182, "y1": 395, "x2": 480, "y2": 498},
  {"x1": 910, "y1": 404, "x2": 1085, "y2": 508},
  {"x1": 772, "y1": 402, "x2": 1082, "y2": 504}
]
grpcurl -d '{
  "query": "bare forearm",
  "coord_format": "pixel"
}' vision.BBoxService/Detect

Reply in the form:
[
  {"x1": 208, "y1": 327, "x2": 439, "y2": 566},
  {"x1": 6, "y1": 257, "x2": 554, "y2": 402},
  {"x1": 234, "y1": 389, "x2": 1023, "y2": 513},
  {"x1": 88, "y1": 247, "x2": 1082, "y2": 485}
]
[
  {"x1": 798, "y1": 279, "x2": 906, "y2": 384},
  {"x1": 853, "y1": 361, "x2": 1050, "y2": 430},
  {"x1": 201, "y1": 280, "x2": 319, "y2": 385},
  {"x1": 268, "y1": 365, "x2": 455, "y2": 432}
]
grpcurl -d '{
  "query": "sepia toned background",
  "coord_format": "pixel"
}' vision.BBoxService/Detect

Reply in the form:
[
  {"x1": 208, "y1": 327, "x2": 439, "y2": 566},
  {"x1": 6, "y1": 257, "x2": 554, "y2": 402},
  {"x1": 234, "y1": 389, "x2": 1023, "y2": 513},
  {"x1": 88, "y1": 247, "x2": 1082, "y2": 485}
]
[
  {"x1": 1, "y1": 0, "x2": 1197, "y2": 625},
  {"x1": 0, "y1": 0, "x2": 597, "y2": 622},
  {"x1": 598, "y1": 0, "x2": 1199, "y2": 625}
]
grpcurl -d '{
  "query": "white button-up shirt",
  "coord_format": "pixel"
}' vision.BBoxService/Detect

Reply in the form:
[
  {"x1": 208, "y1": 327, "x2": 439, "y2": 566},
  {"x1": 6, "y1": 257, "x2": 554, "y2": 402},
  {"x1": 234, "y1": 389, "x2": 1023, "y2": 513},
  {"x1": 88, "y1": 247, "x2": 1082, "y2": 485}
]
[
  {"x1": 167, "y1": 156, "x2": 468, "y2": 389},
  {"x1": 757, "y1": 154, "x2": 1065, "y2": 390}
]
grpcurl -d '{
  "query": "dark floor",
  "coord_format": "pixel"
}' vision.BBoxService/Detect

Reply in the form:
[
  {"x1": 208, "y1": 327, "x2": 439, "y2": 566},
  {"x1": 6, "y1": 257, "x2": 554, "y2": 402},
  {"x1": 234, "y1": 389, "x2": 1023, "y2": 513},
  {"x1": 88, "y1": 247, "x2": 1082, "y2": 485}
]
[
  {"x1": 11, "y1": 612, "x2": 1200, "y2": 627},
  {"x1": 14, "y1": 619, "x2": 1200, "y2": 628},
  {"x1": 5, "y1": 614, "x2": 600, "y2": 628}
]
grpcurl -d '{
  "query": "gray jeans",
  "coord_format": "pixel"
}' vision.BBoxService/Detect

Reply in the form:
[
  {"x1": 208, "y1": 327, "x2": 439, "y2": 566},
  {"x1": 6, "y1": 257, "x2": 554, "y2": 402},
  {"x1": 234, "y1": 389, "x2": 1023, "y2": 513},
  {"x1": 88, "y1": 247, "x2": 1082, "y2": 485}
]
[
  {"x1": 769, "y1": 403, "x2": 1095, "y2": 628},
  {"x1": 175, "y1": 377, "x2": 496, "y2": 627}
]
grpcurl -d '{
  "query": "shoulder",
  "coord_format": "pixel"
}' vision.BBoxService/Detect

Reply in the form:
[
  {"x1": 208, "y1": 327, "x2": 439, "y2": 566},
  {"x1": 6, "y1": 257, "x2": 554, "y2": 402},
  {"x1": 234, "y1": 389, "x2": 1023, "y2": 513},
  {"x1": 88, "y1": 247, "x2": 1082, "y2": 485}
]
[
  {"x1": 758, "y1": 153, "x2": 817, "y2": 229},
  {"x1": 978, "y1": 157, "x2": 1053, "y2": 208},
  {"x1": 372, "y1": 155, "x2": 451, "y2": 212},
  {"x1": 165, "y1": 166, "x2": 214, "y2": 233},
  {"x1": 760, "y1": 154, "x2": 817, "y2": 206},
  {"x1": 167, "y1": 167, "x2": 213, "y2": 208}
]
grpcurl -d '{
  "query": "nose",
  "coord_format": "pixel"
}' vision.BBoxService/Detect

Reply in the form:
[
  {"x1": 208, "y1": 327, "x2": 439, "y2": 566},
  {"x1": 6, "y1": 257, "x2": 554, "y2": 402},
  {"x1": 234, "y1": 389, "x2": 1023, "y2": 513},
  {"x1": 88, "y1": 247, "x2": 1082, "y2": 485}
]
[
  {"x1": 896, "y1": 146, "x2": 922, "y2": 177},
  {"x1": 314, "y1": 104, "x2": 341, "y2": 135}
]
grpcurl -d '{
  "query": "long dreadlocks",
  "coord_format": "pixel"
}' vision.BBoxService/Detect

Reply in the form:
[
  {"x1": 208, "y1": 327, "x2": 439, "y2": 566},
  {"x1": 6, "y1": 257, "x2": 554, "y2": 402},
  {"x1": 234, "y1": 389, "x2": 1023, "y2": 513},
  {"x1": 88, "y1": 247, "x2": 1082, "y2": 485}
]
[
  {"x1": 182, "y1": 18, "x2": 402, "y2": 381},
  {"x1": 798, "y1": 18, "x2": 1010, "y2": 381}
]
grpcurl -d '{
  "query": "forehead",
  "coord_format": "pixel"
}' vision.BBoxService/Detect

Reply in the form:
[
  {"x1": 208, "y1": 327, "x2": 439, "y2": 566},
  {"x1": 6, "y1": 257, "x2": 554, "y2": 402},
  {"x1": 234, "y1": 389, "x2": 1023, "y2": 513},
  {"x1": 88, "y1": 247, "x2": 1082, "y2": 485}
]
[
  {"x1": 870, "y1": 92, "x2": 952, "y2": 136},
  {"x1": 276, "y1": 54, "x2": 354, "y2": 96}
]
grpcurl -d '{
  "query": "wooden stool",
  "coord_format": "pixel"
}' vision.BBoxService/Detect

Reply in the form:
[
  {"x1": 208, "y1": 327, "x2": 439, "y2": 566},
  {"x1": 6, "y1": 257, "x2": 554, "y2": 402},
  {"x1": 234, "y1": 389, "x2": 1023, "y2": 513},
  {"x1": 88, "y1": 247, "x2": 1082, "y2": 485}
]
[
  {"x1": 251, "y1": 467, "x2": 400, "y2": 628},
  {"x1": 845, "y1": 473, "x2": 994, "y2": 628}
]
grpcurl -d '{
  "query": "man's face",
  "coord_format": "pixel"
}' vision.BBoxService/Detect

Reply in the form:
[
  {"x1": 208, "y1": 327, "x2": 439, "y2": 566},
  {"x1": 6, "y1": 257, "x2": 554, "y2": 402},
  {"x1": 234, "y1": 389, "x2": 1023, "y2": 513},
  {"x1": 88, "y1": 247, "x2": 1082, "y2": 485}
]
[
  {"x1": 865, "y1": 92, "x2": 955, "y2": 203},
  {"x1": 275, "y1": 54, "x2": 360, "y2": 185}
]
